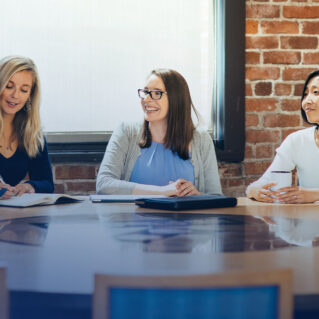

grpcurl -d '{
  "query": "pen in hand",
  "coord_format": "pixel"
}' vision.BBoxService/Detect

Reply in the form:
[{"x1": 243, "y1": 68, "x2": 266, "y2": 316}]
[{"x1": 0, "y1": 175, "x2": 8, "y2": 197}]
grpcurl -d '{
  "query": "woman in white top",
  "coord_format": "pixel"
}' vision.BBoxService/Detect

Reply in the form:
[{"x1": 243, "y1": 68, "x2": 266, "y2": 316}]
[{"x1": 246, "y1": 70, "x2": 319, "y2": 203}]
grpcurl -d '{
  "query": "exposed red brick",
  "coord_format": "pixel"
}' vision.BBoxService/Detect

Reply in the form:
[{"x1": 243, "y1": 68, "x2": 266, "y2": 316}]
[
  {"x1": 246, "y1": 84, "x2": 253, "y2": 96},
  {"x1": 256, "y1": 144, "x2": 273, "y2": 159},
  {"x1": 281, "y1": 36, "x2": 318, "y2": 50},
  {"x1": 218, "y1": 164, "x2": 243, "y2": 177},
  {"x1": 246, "y1": 130, "x2": 281, "y2": 143},
  {"x1": 246, "y1": 20, "x2": 258, "y2": 34},
  {"x1": 54, "y1": 183, "x2": 65, "y2": 194},
  {"x1": 246, "y1": 4, "x2": 280, "y2": 18},
  {"x1": 273, "y1": 0, "x2": 288, "y2": 2},
  {"x1": 264, "y1": 51, "x2": 301, "y2": 64},
  {"x1": 255, "y1": 82, "x2": 272, "y2": 96},
  {"x1": 246, "y1": 51, "x2": 260, "y2": 64},
  {"x1": 228, "y1": 179, "x2": 244, "y2": 187},
  {"x1": 261, "y1": 21, "x2": 299, "y2": 34},
  {"x1": 55, "y1": 165, "x2": 96, "y2": 179},
  {"x1": 246, "y1": 67, "x2": 280, "y2": 80},
  {"x1": 281, "y1": 99, "x2": 301, "y2": 111},
  {"x1": 263, "y1": 114, "x2": 300, "y2": 127},
  {"x1": 246, "y1": 36, "x2": 279, "y2": 49},
  {"x1": 304, "y1": 52, "x2": 319, "y2": 65},
  {"x1": 244, "y1": 161, "x2": 272, "y2": 175},
  {"x1": 66, "y1": 182, "x2": 96, "y2": 193},
  {"x1": 282, "y1": 128, "x2": 301, "y2": 140},
  {"x1": 283, "y1": 67, "x2": 316, "y2": 81},
  {"x1": 246, "y1": 114, "x2": 259, "y2": 127},
  {"x1": 219, "y1": 178, "x2": 228, "y2": 189},
  {"x1": 302, "y1": 22, "x2": 319, "y2": 34},
  {"x1": 246, "y1": 98, "x2": 278, "y2": 112},
  {"x1": 284, "y1": 6, "x2": 319, "y2": 18},
  {"x1": 275, "y1": 83, "x2": 292, "y2": 96},
  {"x1": 294, "y1": 84, "x2": 304, "y2": 96},
  {"x1": 245, "y1": 145, "x2": 254, "y2": 159},
  {"x1": 245, "y1": 177, "x2": 259, "y2": 186}
]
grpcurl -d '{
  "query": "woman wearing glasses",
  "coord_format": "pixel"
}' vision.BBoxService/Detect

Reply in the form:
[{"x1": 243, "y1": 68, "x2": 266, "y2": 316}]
[
  {"x1": 0, "y1": 56, "x2": 54, "y2": 200},
  {"x1": 96, "y1": 68, "x2": 222, "y2": 196}
]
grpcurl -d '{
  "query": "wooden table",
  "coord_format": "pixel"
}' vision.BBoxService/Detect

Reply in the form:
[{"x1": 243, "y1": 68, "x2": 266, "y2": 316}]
[{"x1": 1, "y1": 197, "x2": 319, "y2": 319}]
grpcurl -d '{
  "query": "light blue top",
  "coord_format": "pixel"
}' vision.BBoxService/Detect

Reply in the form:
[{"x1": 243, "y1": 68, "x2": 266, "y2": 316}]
[
  {"x1": 97, "y1": 122, "x2": 222, "y2": 195},
  {"x1": 129, "y1": 141, "x2": 195, "y2": 186}
]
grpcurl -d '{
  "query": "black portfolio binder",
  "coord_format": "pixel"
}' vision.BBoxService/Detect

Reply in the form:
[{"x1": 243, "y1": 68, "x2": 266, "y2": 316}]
[{"x1": 135, "y1": 195, "x2": 237, "y2": 211}]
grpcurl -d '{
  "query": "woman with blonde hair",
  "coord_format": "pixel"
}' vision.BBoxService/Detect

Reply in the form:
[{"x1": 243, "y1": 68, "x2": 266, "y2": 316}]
[{"x1": 0, "y1": 56, "x2": 54, "y2": 199}]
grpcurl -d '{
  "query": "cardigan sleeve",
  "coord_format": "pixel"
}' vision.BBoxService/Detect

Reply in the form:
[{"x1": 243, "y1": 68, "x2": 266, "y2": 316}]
[
  {"x1": 96, "y1": 123, "x2": 139, "y2": 194},
  {"x1": 26, "y1": 139, "x2": 54, "y2": 193},
  {"x1": 198, "y1": 130, "x2": 222, "y2": 195}
]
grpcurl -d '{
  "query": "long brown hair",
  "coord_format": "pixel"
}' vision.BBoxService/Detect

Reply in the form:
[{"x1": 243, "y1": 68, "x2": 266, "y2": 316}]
[
  {"x1": 0, "y1": 56, "x2": 43, "y2": 157},
  {"x1": 139, "y1": 69, "x2": 198, "y2": 160}
]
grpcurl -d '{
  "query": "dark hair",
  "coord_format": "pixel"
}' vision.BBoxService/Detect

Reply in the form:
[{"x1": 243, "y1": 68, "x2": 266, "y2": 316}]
[
  {"x1": 301, "y1": 70, "x2": 319, "y2": 128},
  {"x1": 139, "y1": 69, "x2": 199, "y2": 160}
]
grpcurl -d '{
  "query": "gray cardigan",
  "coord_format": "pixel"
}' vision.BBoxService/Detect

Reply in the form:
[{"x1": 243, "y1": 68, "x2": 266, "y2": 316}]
[{"x1": 96, "y1": 122, "x2": 222, "y2": 195}]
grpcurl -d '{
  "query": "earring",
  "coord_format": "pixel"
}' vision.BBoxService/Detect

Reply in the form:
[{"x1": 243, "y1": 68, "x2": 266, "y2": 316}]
[{"x1": 24, "y1": 98, "x2": 32, "y2": 111}]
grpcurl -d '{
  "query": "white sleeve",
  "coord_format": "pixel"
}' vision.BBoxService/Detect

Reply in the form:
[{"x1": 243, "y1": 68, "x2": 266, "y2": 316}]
[{"x1": 246, "y1": 134, "x2": 296, "y2": 195}]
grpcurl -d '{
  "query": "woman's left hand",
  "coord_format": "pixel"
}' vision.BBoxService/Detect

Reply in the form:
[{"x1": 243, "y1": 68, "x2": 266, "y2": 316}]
[
  {"x1": 275, "y1": 186, "x2": 319, "y2": 204},
  {"x1": 175, "y1": 178, "x2": 200, "y2": 197},
  {"x1": 13, "y1": 183, "x2": 35, "y2": 197}
]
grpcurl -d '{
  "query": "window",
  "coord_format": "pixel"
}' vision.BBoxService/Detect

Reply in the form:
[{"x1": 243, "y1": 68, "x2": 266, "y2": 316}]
[{"x1": 0, "y1": 0, "x2": 245, "y2": 162}]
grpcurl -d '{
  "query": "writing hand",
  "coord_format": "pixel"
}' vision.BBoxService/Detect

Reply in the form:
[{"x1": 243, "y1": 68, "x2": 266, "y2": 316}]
[
  {"x1": 0, "y1": 182, "x2": 15, "y2": 200},
  {"x1": 13, "y1": 183, "x2": 35, "y2": 197}
]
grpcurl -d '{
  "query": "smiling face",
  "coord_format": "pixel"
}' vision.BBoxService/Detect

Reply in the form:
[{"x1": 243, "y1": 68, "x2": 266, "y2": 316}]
[
  {"x1": 141, "y1": 74, "x2": 169, "y2": 126},
  {"x1": 0, "y1": 70, "x2": 33, "y2": 118},
  {"x1": 302, "y1": 75, "x2": 319, "y2": 125}
]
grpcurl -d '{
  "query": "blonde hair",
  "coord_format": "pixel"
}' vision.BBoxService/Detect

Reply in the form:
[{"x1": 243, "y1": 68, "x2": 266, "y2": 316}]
[{"x1": 0, "y1": 56, "x2": 44, "y2": 157}]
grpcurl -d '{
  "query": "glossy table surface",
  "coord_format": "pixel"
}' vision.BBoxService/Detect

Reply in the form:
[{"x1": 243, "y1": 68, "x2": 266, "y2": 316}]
[{"x1": 1, "y1": 197, "x2": 319, "y2": 318}]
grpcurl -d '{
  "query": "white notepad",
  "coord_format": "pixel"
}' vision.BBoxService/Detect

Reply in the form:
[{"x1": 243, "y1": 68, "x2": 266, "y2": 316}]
[{"x1": 0, "y1": 193, "x2": 85, "y2": 208}]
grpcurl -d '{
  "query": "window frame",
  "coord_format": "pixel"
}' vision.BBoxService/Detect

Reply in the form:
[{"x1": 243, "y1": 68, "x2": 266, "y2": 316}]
[{"x1": 47, "y1": 0, "x2": 245, "y2": 163}]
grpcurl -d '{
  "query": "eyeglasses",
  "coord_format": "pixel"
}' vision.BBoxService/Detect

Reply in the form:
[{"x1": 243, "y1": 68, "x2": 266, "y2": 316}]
[{"x1": 138, "y1": 89, "x2": 167, "y2": 100}]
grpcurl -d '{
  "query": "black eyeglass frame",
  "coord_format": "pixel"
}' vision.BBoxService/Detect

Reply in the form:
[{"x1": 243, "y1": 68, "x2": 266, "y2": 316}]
[{"x1": 137, "y1": 89, "x2": 167, "y2": 100}]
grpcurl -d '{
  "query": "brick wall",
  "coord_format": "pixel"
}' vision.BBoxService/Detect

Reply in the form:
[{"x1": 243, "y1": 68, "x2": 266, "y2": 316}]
[{"x1": 52, "y1": 0, "x2": 319, "y2": 196}]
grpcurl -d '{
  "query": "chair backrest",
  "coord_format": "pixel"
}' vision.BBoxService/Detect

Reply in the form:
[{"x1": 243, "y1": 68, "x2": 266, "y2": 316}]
[
  {"x1": 93, "y1": 269, "x2": 293, "y2": 319},
  {"x1": 0, "y1": 267, "x2": 8, "y2": 319}
]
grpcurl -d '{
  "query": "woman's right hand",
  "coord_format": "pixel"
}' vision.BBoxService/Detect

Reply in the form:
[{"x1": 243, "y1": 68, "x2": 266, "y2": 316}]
[
  {"x1": 0, "y1": 183, "x2": 15, "y2": 200},
  {"x1": 248, "y1": 183, "x2": 278, "y2": 203},
  {"x1": 160, "y1": 181, "x2": 179, "y2": 197}
]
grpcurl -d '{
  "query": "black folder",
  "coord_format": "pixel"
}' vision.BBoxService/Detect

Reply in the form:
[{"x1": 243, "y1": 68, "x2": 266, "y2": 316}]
[{"x1": 135, "y1": 195, "x2": 237, "y2": 211}]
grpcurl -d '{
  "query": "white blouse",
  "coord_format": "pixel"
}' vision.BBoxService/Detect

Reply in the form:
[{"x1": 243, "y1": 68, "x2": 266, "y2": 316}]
[{"x1": 246, "y1": 127, "x2": 319, "y2": 194}]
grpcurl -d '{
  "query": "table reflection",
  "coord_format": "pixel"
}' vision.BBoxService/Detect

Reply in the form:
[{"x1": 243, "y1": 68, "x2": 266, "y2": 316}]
[
  {"x1": 0, "y1": 216, "x2": 49, "y2": 246},
  {"x1": 98, "y1": 212, "x2": 295, "y2": 253},
  {"x1": 264, "y1": 217, "x2": 319, "y2": 247}
]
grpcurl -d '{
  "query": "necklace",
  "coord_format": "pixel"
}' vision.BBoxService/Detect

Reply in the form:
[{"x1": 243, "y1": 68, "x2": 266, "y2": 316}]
[{"x1": 0, "y1": 145, "x2": 11, "y2": 151}]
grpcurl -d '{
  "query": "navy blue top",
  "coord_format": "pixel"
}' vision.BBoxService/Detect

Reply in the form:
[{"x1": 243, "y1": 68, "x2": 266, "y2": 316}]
[
  {"x1": 0, "y1": 140, "x2": 54, "y2": 193},
  {"x1": 129, "y1": 141, "x2": 194, "y2": 186}
]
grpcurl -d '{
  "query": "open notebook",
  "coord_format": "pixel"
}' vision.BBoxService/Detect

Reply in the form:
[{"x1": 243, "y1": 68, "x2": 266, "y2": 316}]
[{"x1": 0, "y1": 193, "x2": 84, "y2": 208}]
